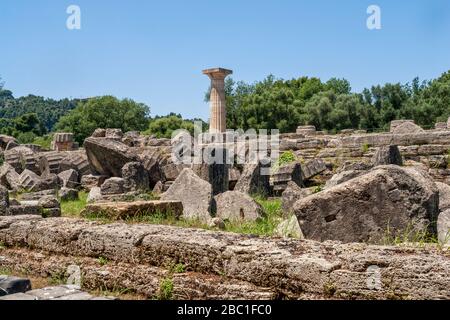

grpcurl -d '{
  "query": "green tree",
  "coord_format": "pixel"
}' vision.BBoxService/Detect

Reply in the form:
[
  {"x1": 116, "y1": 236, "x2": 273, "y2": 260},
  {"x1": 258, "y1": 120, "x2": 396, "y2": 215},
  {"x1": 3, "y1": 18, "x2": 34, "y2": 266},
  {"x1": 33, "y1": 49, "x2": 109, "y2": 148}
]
[
  {"x1": 55, "y1": 96, "x2": 150, "y2": 144},
  {"x1": 145, "y1": 113, "x2": 207, "y2": 138}
]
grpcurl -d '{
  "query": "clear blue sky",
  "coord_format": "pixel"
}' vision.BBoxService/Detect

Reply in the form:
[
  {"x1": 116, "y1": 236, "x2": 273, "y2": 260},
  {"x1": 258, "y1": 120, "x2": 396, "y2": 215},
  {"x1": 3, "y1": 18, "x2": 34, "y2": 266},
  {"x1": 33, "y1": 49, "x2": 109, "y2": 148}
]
[{"x1": 1, "y1": 0, "x2": 449, "y2": 120}]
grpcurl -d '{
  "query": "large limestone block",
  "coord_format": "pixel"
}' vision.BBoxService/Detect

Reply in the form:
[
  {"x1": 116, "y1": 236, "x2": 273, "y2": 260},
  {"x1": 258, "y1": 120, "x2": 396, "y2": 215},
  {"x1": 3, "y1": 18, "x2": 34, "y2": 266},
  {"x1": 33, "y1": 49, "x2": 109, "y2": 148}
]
[
  {"x1": 372, "y1": 145, "x2": 403, "y2": 166},
  {"x1": 275, "y1": 214, "x2": 304, "y2": 239},
  {"x1": 81, "y1": 174, "x2": 108, "y2": 191},
  {"x1": 294, "y1": 165, "x2": 439, "y2": 243},
  {"x1": 391, "y1": 121, "x2": 424, "y2": 134},
  {"x1": 0, "y1": 135, "x2": 18, "y2": 150},
  {"x1": 324, "y1": 170, "x2": 365, "y2": 189},
  {"x1": 81, "y1": 200, "x2": 183, "y2": 220},
  {"x1": 57, "y1": 169, "x2": 79, "y2": 189},
  {"x1": 436, "y1": 182, "x2": 450, "y2": 211},
  {"x1": 214, "y1": 191, "x2": 263, "y2": 222},
  {"x1": 271, "y1": 162, "x2": 303, "y2": 195},
  {"x1": 0, "y1": 185, "x2": 9, "y2": 215},
  {"x1": 437, "y1": 209, "x2": 450, "y2": 246},
  {"x1": 2, "y1": 215, "x2": 448, "y2": 299},
  {"x1": 234, "y1": 162, "x2": 270, "y2": 196},
  {"x1": 100, "y1": 177, "x2": 126, "y2": 195},
  {"x1": 281, "y1": 181, "x2": 313, "y2": 216},
  {"x1": 191, "y1": 146, "x2": 230, "y2": 195},
  {"x1": 84, "y1": 137, "x2": 138, "y2": 177},
  {"x1": 0, "y1": 163, "x2": 20, "y2": 190},
  {"x1": 160, "y1": 168, "x2": 213, "y2": 221},
  {"x1": 301, "y1": 159, "x2": 327, "y2": 180},
  {"x1": 121, "y1": 162, "x2": 149, "y2": 192}
]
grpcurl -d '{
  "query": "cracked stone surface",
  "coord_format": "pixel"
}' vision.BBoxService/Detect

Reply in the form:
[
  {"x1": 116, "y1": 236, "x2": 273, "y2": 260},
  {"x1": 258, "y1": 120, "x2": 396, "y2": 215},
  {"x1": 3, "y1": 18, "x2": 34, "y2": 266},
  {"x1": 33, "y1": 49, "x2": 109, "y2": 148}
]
[{"x1": 0, "y1": 215, "x2": 448, "y2": 300}]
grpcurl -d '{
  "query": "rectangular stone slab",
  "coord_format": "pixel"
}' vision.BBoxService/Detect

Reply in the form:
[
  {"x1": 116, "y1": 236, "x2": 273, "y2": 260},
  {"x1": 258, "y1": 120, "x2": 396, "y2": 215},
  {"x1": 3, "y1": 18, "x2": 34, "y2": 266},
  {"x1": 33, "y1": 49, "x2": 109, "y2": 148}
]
[
  {"x1": 81, "y1": 200, "x2": 183, "y2": 220},
  {"x1": 0, "y1": 215, "x2": 448, "y2": 299}
]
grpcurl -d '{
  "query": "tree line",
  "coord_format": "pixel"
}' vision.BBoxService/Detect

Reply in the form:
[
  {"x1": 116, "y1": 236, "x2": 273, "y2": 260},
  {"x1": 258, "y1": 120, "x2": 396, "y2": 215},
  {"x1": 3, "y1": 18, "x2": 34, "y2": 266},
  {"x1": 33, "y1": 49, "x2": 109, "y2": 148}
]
[
  {"x1": 221, "y1": 70, "x2": 450, "y2": 133},
  {"x1": 1, "y1": 70, "x2": 449, "y2": 146}
]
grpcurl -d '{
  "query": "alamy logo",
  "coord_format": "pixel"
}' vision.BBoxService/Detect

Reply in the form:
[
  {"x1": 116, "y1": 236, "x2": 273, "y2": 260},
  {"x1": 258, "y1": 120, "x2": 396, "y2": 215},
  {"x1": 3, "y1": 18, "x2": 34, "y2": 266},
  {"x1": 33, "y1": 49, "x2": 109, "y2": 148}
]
[
  {"x1": 367, "y1": 5, "x2": 382, "y2": 30},
  {"x1": 66, "y1": 5, "x2": 81, "y2": 30},
  {"x1": 366, "y1": 265, "x2": 382, "y2": 290}
]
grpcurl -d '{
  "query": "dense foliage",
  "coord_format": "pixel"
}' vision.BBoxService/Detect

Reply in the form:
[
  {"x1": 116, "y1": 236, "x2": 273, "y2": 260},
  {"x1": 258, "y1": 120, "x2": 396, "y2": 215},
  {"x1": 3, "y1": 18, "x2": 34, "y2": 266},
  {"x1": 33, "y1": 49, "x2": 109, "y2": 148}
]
[
  {"x1": 218, "y1": 70, "x2": 450, "y2": 133},
  {"x1": 0, "y1": 89, "x2": 78, "y2": 133},
  {"x1": 2, "y1": 70, "x2": 450, "y2": 145},
  {"x1": 55, "y1": 96, "x2": 150, "y2": 144},
  {"x1": 145, "y1": 113, "x2": 207, "y2": 138}
]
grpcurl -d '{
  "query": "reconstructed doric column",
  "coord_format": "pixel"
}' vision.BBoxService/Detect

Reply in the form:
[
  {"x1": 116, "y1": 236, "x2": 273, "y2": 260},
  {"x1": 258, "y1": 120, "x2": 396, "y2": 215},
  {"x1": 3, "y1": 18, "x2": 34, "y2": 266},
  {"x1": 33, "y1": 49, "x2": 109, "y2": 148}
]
[{"x1": 203, "y1": 68, "x2": 233, "y2": 133}]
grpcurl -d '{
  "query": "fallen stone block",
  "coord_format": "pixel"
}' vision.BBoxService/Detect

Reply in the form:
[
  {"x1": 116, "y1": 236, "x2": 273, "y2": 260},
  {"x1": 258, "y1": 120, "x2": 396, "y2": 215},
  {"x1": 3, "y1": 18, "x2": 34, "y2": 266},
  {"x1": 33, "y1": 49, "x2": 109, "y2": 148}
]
[
  {"x1": 58, "y1": 169, "x2": 79, "y2": 189},
  {"x1": 20, "y1": 189, "x2": 57, "y2": 201},
  {"x1": 214, "y1": 191, "x2": 262, "y2": 222},
  {"x1": 6, "y1": 203, "x2": 42, "y2": 216},
  {"x1": 275, "y1": 214, "x2": 304, "y2": 239},
  {"x1": 59, "y1": 151, "x2": 91, "y2": 176},
  {"x1": 0, "y1": 135, "x2": 18, "y2": 150},
  {"x1": 19, "y1": 169, "x2": 56, "y2": 192},
  {"x1": 1, "y1": 215, "x2": 448, "y2": 299},
  {"x1": 234, "y1": 162, "x2": 271, "y2": 196},
  {"x1": 0, "y1": 276, "x2": 32, "y2": 296},
  {"x1": 81, "y1": 174, "x2": 108, "y2": 191},
  {"x1": 87, "y1": 187, "x2": 102, "y2": 203},
  {"x1": 294, "y1": 165, "x2": 439, "y2": 243},
  {"x1": 105, "y1": 128, "x2": 123, "y2": 140},
  {"x1": 0, "y1": 163, "x2": 21, "y2": 191},
  {"x1": 391, "y1": 121, "x2": 424, "y2": 134},
  {"x1": 301, "y1": 158, "x2": 327, "y2": 180},
  {"x1": 59, "y1": 188, "x2": 79, "y2": 202},
  {"x1": 160, "y1": 168, "x2": 212, "y2": 221},
  {"x1": 281, "y1": 182, "x2": 314, "y2": 215},
  {"x1": 272, "y1": 162, "x2": 303, "y2": 196},
  {"x1": 0, "y1": 186, "x2": 9, "y2": 215},
  {"x1": 121, "y1": 162, "x2": 149, "y2": 192},
  {"x1": 437, "y1": 209, "x2": 450, "y2": 246},
  {"x1": 81, "y1": 200, "x2": 183, "y2": 220},
  {"x1": 372, "y1": 145, "x2": 403, "y2": 166},
  {"x1": 100, "y1": 177, "x2": 126, "y2": 195},
  {"x1": 84, "y1": 137, "x2": 138, "y2": 177}
]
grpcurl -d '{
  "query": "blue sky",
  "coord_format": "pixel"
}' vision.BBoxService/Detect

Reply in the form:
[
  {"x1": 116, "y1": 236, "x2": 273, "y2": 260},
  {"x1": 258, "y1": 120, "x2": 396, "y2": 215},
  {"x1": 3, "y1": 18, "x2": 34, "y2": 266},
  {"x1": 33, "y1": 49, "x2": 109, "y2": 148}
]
[{"x1": 1, "y1": 0, "x2": 449, "y2": 120}]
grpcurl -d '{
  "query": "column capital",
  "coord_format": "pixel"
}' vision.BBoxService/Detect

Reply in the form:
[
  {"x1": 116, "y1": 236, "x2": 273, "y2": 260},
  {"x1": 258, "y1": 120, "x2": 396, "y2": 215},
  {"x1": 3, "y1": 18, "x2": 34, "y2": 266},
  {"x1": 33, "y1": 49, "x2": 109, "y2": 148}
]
[{"x1": 202, "y1": 68, "x2": 233, "y2": 80}]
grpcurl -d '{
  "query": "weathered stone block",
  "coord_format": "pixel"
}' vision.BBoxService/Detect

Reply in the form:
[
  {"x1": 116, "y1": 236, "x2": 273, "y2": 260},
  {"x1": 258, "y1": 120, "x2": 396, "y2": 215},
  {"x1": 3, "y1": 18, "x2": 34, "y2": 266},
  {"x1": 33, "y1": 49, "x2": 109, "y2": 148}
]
[
  {"x1": 214, "y1": 191, "x2": 262, "y2": 222},
  {"x1": 81, "y1": 200, "x2": 183, "y2": 220},
  {"x1": 160, "y1": 168, "x2": 212, "y2": 221},
  {"x1": 294, "y1": 165, "x2": 439, "y2": 243},
  {"x1": 100, "y1": 177, "x2": 126, "y2": 195}
]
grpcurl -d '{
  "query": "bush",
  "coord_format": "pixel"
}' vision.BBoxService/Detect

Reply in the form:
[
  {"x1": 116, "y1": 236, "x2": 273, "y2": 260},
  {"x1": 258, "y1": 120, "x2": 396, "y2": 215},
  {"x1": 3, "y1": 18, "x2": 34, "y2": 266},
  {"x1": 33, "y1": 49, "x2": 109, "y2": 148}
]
[{"x1": 56, "y1": 96, "x2": 149, "y2": 144}]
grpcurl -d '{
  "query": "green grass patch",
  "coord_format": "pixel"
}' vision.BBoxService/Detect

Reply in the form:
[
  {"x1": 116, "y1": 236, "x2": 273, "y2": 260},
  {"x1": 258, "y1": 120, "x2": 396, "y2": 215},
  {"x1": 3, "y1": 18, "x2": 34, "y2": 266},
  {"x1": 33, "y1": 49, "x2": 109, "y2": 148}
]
[
  {"x1": 272, "y1": 150, "x2": 297, "y2": 173},
  {"x1": 361, "y1": 143, "x2": 370, "y2": 153},
  {"x1": 224, "y1": 196, "x2": 282, "y2": 236},
  {"x1": 32, "y1": 134, "x2": 53, "y2": 150},
  {"x1": 58, "y1": 190, "x2": 283, "y2": 237},
  {"x1": 61, "y1": 191, "x2": 88, "y2": 217},
  {"x1": 158, "y1": 278, "x2": 174, "y2": 300},
  {"x1": 0, "y1": 266, "x2": 12, "y2": 275},
  {"x1": 381, "y1": 221, "x2": 440, "y2": 247},
  {"x1": 98, "y1": 256, "x2": 109, "y2": 266}
]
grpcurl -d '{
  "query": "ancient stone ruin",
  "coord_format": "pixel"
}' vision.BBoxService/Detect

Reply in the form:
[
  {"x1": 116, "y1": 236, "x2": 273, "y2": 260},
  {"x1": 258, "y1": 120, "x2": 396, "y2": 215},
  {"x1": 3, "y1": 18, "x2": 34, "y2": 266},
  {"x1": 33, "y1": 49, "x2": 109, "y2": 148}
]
[{"x1": 0, "y1": 71, "x2": 449, "y2": 300}]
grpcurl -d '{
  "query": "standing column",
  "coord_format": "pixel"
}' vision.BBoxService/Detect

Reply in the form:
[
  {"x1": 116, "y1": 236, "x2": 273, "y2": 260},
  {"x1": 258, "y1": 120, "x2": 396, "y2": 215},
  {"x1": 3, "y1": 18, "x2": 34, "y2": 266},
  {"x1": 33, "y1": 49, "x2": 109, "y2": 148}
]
[{"x1": 203, "y1": 68, "x2": 233, "y2": 133}]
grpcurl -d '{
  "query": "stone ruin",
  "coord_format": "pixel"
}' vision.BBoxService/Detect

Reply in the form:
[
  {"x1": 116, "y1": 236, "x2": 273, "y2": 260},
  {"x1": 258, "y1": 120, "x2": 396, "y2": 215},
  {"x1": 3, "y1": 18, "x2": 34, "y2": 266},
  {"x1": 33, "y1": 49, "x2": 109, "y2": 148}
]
[
  {"x1": 51, "y1": 132, "x2": 78, "y2": 151},
  {"x1": 0, "y1": 72, "x2": 449, "y2": 300}
]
